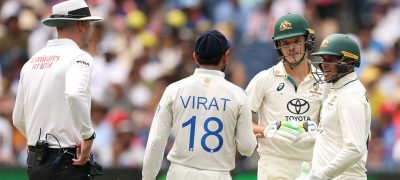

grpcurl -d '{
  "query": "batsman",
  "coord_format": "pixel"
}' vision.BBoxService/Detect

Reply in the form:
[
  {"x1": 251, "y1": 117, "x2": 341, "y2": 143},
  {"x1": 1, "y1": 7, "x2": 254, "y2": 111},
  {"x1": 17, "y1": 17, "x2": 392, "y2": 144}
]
[{"x1": 245, "y1": 13, "x2": 324, "y2": 179}]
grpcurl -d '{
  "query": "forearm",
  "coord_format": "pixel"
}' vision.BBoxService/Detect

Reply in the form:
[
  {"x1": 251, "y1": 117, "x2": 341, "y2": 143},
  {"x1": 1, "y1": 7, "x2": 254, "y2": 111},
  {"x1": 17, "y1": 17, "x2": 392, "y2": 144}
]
[
  {"x1": 13, "y1": 86, "x2": 26, "y2": 136},
  {"x1": 315, "y1": 146, "x2": 364, "y2": 179},
  {"x1": 143, "y1": 111, "x2": 172, "y2": 179},
  {"x1": 80, "y1": 139, "x2": 93, "y2": 159},
  {"x1": 142, "y1": 136, "x2": 168, "y2": 179},
  {"x1": 251, "y1": 111, "x2": 258, "y2": 124},
  {"x1": 66, "y1": 93, "x2": 94, "y2": 139},
  {"x1": 236, "y1": 108, "x2": 257, "y2": 156},
  {"x1": 251, "y1": 111, "x2": 266, "y2": 138}
]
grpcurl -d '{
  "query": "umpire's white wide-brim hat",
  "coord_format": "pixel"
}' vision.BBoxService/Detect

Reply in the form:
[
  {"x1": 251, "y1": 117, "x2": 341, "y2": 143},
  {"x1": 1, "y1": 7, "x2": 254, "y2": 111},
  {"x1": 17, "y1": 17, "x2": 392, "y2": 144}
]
[{"x1": 42, "y1": 0, "x2": 103, "y2": 27}]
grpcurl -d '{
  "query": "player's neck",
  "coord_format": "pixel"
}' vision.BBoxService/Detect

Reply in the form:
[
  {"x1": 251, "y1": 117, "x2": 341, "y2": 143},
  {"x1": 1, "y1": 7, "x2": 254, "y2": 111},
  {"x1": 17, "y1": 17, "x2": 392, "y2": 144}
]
[
  {"x1": 198, "y1": 65, "x2": 223, "y2": 72},
  {"x1": 284, "y1": 60, "x2": 310, "y2": 79},
  {"x1": 57, "y1": 30, "x2": 82, "y2": 48}
]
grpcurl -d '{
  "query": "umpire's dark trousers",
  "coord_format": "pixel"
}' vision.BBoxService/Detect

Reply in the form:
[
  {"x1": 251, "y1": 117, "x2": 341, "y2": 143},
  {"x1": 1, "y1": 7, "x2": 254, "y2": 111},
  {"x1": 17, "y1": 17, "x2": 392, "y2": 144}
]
[{"x1": 27, "y1": 146, "x2": 90, "y2": 180}]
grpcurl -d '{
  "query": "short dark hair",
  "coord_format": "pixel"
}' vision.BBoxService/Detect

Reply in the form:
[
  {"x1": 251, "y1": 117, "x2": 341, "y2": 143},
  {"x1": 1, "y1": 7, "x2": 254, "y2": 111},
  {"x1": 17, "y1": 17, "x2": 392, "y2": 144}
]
[{"x1": 197, "y1": 55, "x2": 223, "y2": 65}]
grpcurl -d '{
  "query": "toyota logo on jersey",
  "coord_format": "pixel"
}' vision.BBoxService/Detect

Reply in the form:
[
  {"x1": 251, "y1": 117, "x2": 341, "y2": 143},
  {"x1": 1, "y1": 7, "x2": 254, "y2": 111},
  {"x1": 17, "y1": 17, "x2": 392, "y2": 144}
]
[{"x1": 287, "y1": 98, "x2": 310, "y2": 114}]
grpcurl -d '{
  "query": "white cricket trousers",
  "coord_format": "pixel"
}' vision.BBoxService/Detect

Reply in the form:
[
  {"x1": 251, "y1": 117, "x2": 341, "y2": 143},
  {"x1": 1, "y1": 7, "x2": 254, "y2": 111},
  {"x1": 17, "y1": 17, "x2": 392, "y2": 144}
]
[
  {"x1": 258, "y1": 154, "x2": 304, "y2": 180},
  {"x1": 166, "y1": 163, "x2": 232, "y2": 180}
]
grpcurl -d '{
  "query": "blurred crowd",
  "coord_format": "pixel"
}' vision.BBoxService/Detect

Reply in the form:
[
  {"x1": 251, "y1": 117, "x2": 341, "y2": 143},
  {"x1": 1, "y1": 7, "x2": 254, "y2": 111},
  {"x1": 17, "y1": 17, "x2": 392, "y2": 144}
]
[{"x1": 0, "y1": 0, "x2": 399, "y2": 173}]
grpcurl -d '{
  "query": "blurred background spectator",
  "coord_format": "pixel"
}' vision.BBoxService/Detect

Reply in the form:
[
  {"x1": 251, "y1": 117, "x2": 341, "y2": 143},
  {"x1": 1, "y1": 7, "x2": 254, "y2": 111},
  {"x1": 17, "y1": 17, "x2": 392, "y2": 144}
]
[{"x1": 0, "y1": 0, "x2": 399, "y2": 174}]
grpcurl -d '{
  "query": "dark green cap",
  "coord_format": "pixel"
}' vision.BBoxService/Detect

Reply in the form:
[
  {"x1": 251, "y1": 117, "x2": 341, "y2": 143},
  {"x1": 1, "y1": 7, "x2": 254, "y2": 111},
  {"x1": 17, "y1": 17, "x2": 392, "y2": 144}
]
[
  {"x1": 311, "y1": 34, "x2": 360, "y2": 61},
  {"x1": 273, "y1": 13, "x2": 311, "y2": 41}
]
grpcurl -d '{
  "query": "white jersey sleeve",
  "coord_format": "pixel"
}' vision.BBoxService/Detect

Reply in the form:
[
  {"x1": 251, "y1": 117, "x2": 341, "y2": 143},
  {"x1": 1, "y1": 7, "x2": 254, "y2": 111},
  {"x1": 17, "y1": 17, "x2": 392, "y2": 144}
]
[
  {"x1": 315, "y1": 94, "x2": 368, "y2": 179},
  {"x1": 12, "y1": 66, "x2": 27, "y2": 137},
  {"x1": 142, "y1": 86, "x2": 174, "y2": 180},
  {"x1": 236, "y1": 97, "x2": 257, "y2": 156},
  {"x1": 245, "y1": 70, "x2": 268, "y2": 113},
  {"x1": 65, "y1": 53, "x2": 95, "y2": 140}
]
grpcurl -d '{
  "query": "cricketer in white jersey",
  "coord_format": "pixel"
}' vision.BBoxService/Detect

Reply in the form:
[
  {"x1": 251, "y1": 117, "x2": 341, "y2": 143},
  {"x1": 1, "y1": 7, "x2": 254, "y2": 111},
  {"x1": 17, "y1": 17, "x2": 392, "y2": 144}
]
[
  {"x1": 311, "y1": 73, "x2": 371, "y2": 180},
  {"x1": 306, "y1": 34, "x2": 371, "y2": 180},
  {"x1": 246, "y1": 61, "x2": 323, "y2": 175},
  {"x1": 142, "y1": 68, "x2": 257, "y2": 180},
  {"x1": 13, "y1": 39, "x2": 95, "y2": 148},
  {"x1": 246, "y1": 13, "x2": 324, "y2": 180},
  {"x1": 142, "y1": 30, "x2": 257, "y2": 180}
]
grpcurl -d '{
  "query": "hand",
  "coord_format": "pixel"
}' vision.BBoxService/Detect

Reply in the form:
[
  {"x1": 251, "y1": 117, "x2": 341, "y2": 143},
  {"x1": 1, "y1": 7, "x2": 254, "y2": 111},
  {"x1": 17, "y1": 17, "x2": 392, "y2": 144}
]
[
  {"x1": 72, "y1": 139, "x2": 93, "y2": 166},
  {"x1": 295, "y1": 121, "x2": 318, "y2": 144},
  {"x1": 264, "y1": 120, "x2": 301, "y2": 143},
  {"x1": 253, "y1": 124, "x2": 266, "y2": 138},
  {"x1": 72, "y1": 145, "x2": 88, "y2": 165},
  {"x1": 72, "y1": 145, "x2": 89, "y2": 165}
]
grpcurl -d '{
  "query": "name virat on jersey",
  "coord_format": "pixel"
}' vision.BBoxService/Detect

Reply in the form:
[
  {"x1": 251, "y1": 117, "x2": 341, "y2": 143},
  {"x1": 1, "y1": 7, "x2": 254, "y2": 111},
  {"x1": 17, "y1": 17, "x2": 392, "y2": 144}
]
[{"x1": 180, "y1": 96, "x2": 231, "y2": 111}]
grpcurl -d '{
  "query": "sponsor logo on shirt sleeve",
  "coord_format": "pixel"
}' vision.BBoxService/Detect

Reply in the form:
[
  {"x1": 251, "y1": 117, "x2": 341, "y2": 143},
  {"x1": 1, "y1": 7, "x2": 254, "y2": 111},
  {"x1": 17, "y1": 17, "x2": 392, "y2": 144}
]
[{"x1": 76, "y1": 60, "x2": 90, "y2": 66}]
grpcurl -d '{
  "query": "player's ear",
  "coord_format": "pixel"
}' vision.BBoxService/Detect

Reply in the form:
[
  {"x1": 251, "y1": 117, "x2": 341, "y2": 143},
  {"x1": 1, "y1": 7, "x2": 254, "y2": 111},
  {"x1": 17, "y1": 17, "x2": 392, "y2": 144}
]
[
  {"x1": 75, "y1": 21, "x2": 86, "y2": 33},
  {"x1": 221, "y1": 49, "x2": 229, "y2": 65},
  {"x1": 225, "y1": 49, "x2": 231, "y2": 57},
  {"x1": 193, "y1": 52, "x2": 200, "y2": 65}
]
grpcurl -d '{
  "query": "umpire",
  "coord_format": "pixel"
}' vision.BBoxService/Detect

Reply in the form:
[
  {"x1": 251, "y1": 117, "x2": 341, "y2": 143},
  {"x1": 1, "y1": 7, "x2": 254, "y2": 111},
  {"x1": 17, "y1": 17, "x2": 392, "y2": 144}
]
[{"x1": 12, "y1": 0, "x2": 102, "y2": 179}]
